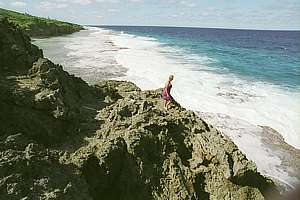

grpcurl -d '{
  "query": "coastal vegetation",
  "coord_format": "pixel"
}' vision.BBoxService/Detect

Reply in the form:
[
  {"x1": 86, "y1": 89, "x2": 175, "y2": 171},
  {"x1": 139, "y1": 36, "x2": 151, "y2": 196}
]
[{"x1": 0, "y1": 7, "x2": 83, "y2": 37}]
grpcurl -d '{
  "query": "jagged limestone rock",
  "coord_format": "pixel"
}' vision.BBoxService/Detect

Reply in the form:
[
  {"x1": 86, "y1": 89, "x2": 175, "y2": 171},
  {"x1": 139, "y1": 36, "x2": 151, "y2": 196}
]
[
  {"x1": 0, "y1": 133, "x2": 93, "y2": 200},
  {"x1": 0, "y1": 14, "x2": 279, "y2": 200},
  {"x1": 66, "y1": 87, "x2": 276, "y2": 200},
  {"x1": 0, "y1": 17, "x2": 43, "y2": 75}
]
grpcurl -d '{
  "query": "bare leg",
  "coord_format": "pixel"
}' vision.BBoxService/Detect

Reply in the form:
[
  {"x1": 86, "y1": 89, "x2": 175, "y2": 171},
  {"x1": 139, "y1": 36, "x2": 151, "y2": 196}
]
[{"x1": 166, "y1": 100, "x2": 171, "y2": 110}]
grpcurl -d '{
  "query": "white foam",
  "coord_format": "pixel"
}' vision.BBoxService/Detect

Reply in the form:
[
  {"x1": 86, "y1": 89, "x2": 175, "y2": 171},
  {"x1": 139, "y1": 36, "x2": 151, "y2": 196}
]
[
  {"x1": 197, "y1": 111, "x2": 299, "y2": 189},
  {"x1": 33, "y1": 27, "x2": 300, "y2": 188},
  {"x1": 109, "y1": 31, "x2": 300, "y2": 188},
  {"x1": 109, "y1": 31, "x2": 300, "y2": 150},
  {"x1": 34, "y1": 27, "x2": 125, "y2": 83}
]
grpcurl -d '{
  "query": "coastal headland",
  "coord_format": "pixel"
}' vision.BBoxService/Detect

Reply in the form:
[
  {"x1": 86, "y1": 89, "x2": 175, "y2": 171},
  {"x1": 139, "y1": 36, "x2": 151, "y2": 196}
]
[{"x1": 0, "y1": 9, "x2": 282, "y2": 200}]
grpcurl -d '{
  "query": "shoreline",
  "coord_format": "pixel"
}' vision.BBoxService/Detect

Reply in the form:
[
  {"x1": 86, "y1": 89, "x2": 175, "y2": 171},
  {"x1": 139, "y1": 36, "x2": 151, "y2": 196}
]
[
  {"x1": 108, "y1": 27, "x2": 300, "y2": 149},
  {"x1": 1, "y1": 17, "x2": 280, "y2": 199},
  {"x1": 197, "y1": 111, "x2": 300, "y2": 191},
  {"x1": 33, "y1": 26, "x2": 300, "y2": 191}
]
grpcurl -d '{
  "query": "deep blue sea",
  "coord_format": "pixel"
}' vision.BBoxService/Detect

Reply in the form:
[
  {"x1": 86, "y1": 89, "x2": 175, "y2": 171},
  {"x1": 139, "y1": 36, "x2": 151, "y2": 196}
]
[{"x1": 98, "y1": 26, "x2": 300, "y2": 90}]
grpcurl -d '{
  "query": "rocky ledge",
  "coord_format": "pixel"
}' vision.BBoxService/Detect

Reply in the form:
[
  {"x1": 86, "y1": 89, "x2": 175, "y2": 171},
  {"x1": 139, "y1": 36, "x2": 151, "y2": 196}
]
[{"x1": 0, "y1": 17, "x2": 279, "y2": 199}]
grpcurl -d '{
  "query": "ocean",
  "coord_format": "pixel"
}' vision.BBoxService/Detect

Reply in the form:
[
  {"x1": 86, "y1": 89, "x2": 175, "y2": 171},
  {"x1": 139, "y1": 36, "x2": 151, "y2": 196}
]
[
  {"x1": 33, "y1": 26, "x2": 300, "y2": 189},
  {"x1": 100, "y1": 26, "x2": 300, "y2": 89}
]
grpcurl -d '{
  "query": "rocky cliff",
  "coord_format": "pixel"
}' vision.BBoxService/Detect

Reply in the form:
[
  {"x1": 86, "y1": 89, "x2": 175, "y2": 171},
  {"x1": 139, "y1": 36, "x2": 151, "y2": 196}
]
[{"x1": 0, "y1": 17, "x2": 279, "y2": 200}]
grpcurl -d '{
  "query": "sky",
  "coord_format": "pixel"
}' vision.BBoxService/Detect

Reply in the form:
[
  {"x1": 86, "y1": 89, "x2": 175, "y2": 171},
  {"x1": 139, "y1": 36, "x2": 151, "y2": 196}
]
[{"x1": 0, "y1": 0, "x2": 300, "y2": 30}]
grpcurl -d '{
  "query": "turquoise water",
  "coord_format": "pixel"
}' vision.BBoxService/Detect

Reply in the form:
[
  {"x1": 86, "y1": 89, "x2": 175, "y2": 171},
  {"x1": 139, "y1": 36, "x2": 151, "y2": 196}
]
[
  {"x1": 34, "y1": 27, "x2": 300, "y2": 147},
  {"x1": 32, "y1": 26, "x2": 300, "y2": 189},
  {"x1": 98, "y1": 26, "x2": 300, "y2": 90}
]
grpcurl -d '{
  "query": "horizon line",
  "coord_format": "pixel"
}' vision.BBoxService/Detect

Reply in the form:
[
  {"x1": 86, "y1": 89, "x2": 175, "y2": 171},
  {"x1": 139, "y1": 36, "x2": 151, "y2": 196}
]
[
  {"x1": 86, "y1": 24, "x2": 300, "y2": 32},
  {"x1": 2, "y1": 7, "x2": 300, "y2": 32}
]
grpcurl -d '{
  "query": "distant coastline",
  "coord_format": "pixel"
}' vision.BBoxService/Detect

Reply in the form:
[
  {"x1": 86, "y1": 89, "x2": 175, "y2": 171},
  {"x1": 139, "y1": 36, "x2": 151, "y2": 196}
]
[
  {"x1": 90, "y1": 24, "x2": 300, "y2": 32},
  {"x1": 0, "y1": 7, "x2": 83, "y2": 37}
]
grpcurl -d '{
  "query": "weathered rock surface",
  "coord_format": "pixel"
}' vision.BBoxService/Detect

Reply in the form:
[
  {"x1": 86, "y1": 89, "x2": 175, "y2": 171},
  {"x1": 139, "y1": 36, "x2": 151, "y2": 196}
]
[
  {"x1": 0, "y1": 17, "x2": 42, "y2": 74},
  {"x1": 0, "y1": 16, "x2": 279, "y2": 199}
]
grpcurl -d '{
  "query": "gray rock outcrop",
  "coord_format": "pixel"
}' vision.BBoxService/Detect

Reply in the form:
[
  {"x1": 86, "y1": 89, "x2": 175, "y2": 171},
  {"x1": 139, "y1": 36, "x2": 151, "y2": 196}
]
[{"x1": 0, "y1": 17, "x2": 279, "y2": 200}]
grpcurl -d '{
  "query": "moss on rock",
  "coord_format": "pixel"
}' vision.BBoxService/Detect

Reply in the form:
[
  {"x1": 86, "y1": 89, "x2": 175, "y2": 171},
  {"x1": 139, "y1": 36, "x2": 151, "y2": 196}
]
[{"x1": 0, "y1": 14, "x2": 280, "y2": 200}]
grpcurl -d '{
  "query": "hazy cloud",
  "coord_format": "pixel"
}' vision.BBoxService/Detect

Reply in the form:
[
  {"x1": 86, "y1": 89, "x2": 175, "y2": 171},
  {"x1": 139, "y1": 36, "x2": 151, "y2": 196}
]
[
  {"x1": 55, "y1": 0, "x2": 120, "y2": 5},
  {"x1": 38, "y1": 1, "x2": 68, "y2": 11},
  {"x1": 180, "y1": 1, "x2": 196, "y2": 7},
  {"x1": 167, "y1": 0, "x2": 196, "y2": 7},
  {"x1": 128, "y1": 0, "x2": 143, "y2": 2},
  {"x1": 108, "y1": 8, "x2": 120, "y2": 13},
  {"x1": 71, "y1": 0, "x2": 93, "y2": 5},
  {"x1": 10, "y1": 1, "x2": 27, "y2": 7},
  {"x1": 95, "y1": 0, "x2": 120, "y2": 3},
  {"x1": 6, "y1": 0, "x2": 299, "y2": 30}
]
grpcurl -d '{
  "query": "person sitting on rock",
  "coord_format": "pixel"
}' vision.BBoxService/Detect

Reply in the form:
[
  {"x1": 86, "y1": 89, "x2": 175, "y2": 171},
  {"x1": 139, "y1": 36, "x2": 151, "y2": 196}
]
[{"x1": 161, "y1": 75, "x2": 174, "y2": 110}]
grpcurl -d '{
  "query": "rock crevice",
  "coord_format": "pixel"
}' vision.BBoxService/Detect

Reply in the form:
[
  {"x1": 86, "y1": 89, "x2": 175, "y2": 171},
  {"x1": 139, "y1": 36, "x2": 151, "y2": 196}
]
[{"x1": 0, "y1": 17, "x2": 279, "y2": 200}]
